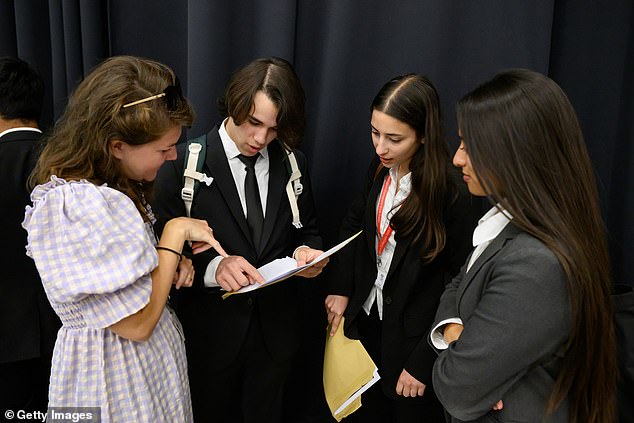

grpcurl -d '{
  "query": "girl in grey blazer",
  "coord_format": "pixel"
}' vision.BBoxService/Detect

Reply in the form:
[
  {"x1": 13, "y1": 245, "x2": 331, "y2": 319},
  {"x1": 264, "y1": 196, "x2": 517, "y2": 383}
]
[{"x1": 430, "y1": 69, "x2": 617, "y2": 423}]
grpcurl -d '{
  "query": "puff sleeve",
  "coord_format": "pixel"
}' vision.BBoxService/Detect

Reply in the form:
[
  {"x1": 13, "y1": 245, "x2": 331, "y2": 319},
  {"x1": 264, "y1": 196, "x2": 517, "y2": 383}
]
[{"x1": 23, "y1": 178, "x2": 158, "y2": 329}]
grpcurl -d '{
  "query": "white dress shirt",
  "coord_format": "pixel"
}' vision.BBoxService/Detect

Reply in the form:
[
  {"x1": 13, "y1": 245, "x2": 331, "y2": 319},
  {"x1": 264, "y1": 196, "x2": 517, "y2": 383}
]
[
  {"x1": 204, "y1": 119, "x2": 270, "y2": 287},
  {"x1": 430, "y1": 205, "x2": 512, "y2": 349},
  {"x1": 220, "y1": 118, "x2": 270, "y2": 215},
  {"x1": 362, "y1": 167, "x2": 412, "y2": 320}
]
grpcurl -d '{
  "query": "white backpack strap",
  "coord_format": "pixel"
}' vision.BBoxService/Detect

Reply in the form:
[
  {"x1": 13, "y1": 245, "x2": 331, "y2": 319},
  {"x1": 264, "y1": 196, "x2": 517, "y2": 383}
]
[
  {"x1": 181, "y1": 142, "x2": 213, "y2": 217},
  {"x1": 285, "y1": 150, "x2": 303, "y2": 228}
]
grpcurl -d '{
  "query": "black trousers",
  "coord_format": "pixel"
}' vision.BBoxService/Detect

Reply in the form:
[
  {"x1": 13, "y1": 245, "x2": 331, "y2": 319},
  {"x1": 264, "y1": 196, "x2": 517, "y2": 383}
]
[
  {"x1": 0, "y1": 354, "x2": 52, "y2": 413},
  {"x1": 188, "y1": 312, "x2": 293, "y2": 423},
  {"x1": 345, "y1": 304, "x2": 446, "y2": 423}
]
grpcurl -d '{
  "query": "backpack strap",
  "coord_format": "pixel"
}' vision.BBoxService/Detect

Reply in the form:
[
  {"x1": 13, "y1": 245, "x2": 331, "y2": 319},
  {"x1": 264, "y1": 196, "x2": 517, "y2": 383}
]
[
  {"x1": 283, "y1": 145, "x2": 303, "y2": 229},
  {"x1": 181, "y1": 134, "x2": 212, "y2": 217}
]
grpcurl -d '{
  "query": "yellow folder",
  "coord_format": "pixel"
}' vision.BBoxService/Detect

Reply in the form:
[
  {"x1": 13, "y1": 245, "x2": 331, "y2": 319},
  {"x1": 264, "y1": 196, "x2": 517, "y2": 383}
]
[{"x1": 323, "y1": 317, "x2": 380, "y2": 421}]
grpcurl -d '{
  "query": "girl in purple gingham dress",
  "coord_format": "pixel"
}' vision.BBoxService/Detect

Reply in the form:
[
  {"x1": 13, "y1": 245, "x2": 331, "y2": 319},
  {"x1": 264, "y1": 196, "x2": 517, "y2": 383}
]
[
  {"x1": 24, "y1": 178, "x2": 191, "y2": 421},
  {"x1": 22, "y1": 56, "x2": 226, "y2": 423}
]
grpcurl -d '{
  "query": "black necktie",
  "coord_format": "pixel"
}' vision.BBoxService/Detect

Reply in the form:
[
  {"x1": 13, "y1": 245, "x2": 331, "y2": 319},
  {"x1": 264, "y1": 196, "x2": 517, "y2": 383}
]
[{"x1": 238, "y1": 154, "x2": 264, "y2": 251}]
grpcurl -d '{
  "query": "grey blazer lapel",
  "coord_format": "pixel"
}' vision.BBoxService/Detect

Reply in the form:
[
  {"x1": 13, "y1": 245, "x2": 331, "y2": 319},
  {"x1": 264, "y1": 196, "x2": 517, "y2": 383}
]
[
  {"x1": 205, "y1": 131, "x2": 251, "y2": 242},
  {"x1": 456, "y1": 224, "x2": 522, "y2": 306}
]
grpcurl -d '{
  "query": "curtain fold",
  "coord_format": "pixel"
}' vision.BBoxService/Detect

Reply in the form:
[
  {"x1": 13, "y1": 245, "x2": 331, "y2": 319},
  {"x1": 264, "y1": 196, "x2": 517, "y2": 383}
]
[
  {"x1": 1, "y1": 2, "x2": 632, "y2": 420},
  {"x1": 0, "y1": 0, "x2": 631, "y2": 297},
  {"x1": 549, "y1": 0, "x2": 634, "y2": 286}
]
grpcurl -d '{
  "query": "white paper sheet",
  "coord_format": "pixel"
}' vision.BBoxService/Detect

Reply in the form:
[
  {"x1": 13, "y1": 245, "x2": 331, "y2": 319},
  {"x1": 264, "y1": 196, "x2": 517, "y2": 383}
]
[{"x1": 222, "y1": 230, "x2": 362, "y2": 298}]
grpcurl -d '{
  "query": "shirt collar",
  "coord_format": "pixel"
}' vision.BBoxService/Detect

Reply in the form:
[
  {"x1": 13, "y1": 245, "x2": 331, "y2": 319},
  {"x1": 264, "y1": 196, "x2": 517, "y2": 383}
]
[
  {"x1": 0, "y1": 127, "x2": 42, "y2": 138},
  {"x1": 218, "y1": 118, "x2": 269, "y2": 161},
  {"x1": 472, "y1": 205, "x2": 513, "y2": 247},
  {"x1": 387, "y1": 166, "x2": 412, "y2": 192}
]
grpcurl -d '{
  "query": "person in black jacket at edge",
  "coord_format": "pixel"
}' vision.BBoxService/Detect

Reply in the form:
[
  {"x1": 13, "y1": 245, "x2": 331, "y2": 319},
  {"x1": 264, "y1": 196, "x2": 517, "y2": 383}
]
[{"x1": 0, "y1": 56, "x2": 61, "y2": 415}]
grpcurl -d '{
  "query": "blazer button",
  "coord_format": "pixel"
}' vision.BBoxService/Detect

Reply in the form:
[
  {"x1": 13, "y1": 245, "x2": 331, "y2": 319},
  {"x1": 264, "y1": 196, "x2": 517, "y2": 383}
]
[
  {"x1": 384, "y1": 296, "x2": 392, "y2": 305},
  {"x1": 247, "y1": 298, "x2": 254, "y2": 306}
]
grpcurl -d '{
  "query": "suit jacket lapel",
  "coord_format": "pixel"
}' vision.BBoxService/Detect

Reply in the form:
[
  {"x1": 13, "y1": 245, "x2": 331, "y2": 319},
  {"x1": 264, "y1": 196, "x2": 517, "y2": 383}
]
[
  {"x1": 204, "y1": 129, "x2": 251, "y2": 242},
  {"x1": 385, "y1": 233, "x2": 411, "y2": 284},
  {"x1": 367, "y1": 166, "x2": 414, "y2": 285},
  {"x1": 456, "y1": 223, "x2": 522, "y2": 305},
  {"x1": 261, "y1": 141, "x2": 286, "y2": 254},
  {"x1": 365, "y1": 166, "x2": 389, "y2": 259}
]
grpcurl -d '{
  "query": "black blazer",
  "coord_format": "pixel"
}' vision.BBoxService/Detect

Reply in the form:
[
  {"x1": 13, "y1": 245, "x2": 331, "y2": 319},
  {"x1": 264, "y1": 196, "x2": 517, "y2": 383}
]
[
  {"x1": 328, "y1": 157, "x2": 479, "y2": 400},
  {"x1": 152, "y1": 126, "x2": 322, "y2": 369},
  {"x1": 0, "y1": 130, "x2": 60, "y2": 363}
]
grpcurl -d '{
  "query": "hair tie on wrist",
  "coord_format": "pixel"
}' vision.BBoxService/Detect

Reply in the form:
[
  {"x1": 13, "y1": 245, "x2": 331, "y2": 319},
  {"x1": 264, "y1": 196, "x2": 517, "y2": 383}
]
[{"x1": 156, "y1": 246, "x2": 182, "y2": 262}]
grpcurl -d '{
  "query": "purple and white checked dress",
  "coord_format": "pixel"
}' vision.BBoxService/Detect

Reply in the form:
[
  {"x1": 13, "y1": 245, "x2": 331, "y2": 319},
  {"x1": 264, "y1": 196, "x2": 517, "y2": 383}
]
[{"x1": 23, "y1": 177, "x2": 193, "y2": 423}]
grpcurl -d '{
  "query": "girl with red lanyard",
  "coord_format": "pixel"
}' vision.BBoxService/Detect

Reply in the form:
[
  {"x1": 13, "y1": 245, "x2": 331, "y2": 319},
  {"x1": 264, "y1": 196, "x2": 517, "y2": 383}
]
[{"x1": 325, "y1": 74, "x2": 480, "y2": 422}]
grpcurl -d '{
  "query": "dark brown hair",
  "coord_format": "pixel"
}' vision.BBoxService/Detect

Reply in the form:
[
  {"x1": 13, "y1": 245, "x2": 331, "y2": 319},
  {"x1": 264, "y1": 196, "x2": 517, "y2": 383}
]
[
  {"x1": 372, "y1": 74, "x2": 454, "y2": 262},
  {"x1": 457, "y1": 68, "x2": 616, "y2": 423},
  {"x1": 219, "y1": 57, "x2": 305, "y2": 149},
  {"x1": 0, "y1": 56, "x2": 44, "y2": 122},
  {"x1": 30, "y1": 55, "x2": 195, "y2": 220}
]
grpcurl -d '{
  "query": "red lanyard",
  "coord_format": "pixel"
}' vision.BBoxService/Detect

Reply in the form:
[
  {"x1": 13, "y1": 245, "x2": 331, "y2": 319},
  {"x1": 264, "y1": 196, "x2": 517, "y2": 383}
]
[{"x1": 376, "y1": 173, "x2": 394, "y2": 256}]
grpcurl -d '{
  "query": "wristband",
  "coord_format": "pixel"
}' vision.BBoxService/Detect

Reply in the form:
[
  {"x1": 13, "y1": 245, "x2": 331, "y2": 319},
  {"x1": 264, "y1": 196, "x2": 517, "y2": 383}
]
[{"x1": 156, "y1": 246, "x2": 182, "y2": 262}]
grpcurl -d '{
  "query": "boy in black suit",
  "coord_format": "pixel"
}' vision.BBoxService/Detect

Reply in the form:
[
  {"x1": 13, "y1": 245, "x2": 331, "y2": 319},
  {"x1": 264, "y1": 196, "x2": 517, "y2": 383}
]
[{"x1": 152, "y1": 57, "x2": 327, "y2": 423}]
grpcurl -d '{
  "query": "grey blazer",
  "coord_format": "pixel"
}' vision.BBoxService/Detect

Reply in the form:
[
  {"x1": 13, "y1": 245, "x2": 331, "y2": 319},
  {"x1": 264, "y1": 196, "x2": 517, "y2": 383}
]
[{"x1": 431, "y1": 223, "x2": 571, "y2": 422}]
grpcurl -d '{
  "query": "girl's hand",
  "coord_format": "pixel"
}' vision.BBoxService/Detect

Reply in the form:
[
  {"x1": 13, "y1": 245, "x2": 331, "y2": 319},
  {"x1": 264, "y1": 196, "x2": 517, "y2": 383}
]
[
  {"x1": 396, "y1": 369, "x2": 426, "y2": 397},
  {"x1": 325, "y1": 295, "x2": 349, "y2": 336},
  {"x1": 443, "y1": 322, "x2": 464, "y2": 344},
  {"x1": 173, "y1": 257, "x2": 195, "y2": 289},
  {"x1": 168, "y1": 217, "x2": 228, "y2": 257}
]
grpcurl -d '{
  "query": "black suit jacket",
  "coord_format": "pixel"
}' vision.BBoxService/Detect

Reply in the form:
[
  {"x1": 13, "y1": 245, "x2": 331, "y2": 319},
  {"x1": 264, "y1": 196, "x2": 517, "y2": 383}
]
[
  {"x1": 152, "y1": 126, "x2": 322, "y2": 370},
  {"x1": 328, "y1": 157, "x2": 479, "y2": 400},
  {"x1": 0, "y1": 130, "x2": 60, "y2": 363}
]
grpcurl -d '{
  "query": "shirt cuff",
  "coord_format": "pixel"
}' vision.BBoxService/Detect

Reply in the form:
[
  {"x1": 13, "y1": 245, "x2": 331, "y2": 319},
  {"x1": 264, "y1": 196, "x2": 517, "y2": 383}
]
[
  {"x1": 203, "y1": 256, "x2": 224, "y2": 288},
  {"x1": 292, "y1": 245, "x2": 310, "y2": 259},
  {"x1": 430, "y1": 318, "x2": 463, "y2": 350}
]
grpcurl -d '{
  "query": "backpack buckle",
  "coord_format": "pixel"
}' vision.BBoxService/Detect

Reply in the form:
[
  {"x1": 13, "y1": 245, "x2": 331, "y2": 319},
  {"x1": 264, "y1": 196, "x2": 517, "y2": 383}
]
[
  {"x1": 293, "y1": 180, "x2": 303, "y2": 196},
  {"x1": 181, "y1": 186, "x2": 194, "y2": 202}
]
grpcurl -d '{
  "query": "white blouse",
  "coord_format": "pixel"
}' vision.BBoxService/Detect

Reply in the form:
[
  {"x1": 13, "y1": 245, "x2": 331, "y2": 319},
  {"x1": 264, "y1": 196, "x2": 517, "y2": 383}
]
[{"x1": 362, "y1": 166, "x2": 412, "y2": 320}]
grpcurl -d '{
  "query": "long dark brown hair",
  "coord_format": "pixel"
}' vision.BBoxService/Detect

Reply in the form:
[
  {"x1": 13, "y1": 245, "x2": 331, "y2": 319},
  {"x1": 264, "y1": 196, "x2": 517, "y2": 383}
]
[
  {"x1": 30, "y1": 56, "x2": 194, "y2": 220},
  {"x1": 372, "y1": 74, "x2": 454, "y2": 262},
  {"x1": 457, "y1": 69, "x2": 616, "y2": 422}
]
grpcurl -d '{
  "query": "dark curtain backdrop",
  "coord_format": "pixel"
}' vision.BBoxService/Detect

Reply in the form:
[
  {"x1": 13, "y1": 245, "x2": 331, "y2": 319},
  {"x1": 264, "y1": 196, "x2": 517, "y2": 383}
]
[{"x1": 2, "y1": 0, "x2": 632, "y2": 421}]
